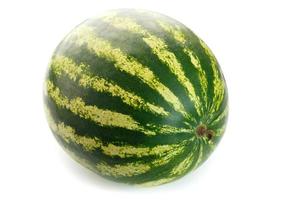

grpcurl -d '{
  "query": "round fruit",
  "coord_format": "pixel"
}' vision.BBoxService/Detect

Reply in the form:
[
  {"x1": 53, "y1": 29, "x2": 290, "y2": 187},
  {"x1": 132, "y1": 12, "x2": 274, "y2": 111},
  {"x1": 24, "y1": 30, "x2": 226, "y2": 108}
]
[{"x1": 44, "y1": 9, "x2": 228, "y2": 186}]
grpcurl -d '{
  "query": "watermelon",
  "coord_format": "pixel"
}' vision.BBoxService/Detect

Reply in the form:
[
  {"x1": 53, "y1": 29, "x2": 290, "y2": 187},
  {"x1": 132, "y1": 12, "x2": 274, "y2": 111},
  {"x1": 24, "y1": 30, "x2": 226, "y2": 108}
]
[{"x1": 44, "y1": 9, "x2": 228, "y2": 186}]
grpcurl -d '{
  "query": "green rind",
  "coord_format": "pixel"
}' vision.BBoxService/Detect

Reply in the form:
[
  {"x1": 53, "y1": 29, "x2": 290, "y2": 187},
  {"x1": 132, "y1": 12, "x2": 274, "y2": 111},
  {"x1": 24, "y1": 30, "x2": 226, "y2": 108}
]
[{"x1": 44, "y1": 9, "x2": 228, "y2": 186}]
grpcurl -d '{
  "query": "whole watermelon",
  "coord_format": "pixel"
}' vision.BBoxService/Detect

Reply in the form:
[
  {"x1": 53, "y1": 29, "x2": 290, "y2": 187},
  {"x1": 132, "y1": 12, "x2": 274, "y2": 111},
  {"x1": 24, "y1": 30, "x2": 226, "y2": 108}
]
[{"x1": 44, "y1": 9, "x2": 228, "y2": 186}]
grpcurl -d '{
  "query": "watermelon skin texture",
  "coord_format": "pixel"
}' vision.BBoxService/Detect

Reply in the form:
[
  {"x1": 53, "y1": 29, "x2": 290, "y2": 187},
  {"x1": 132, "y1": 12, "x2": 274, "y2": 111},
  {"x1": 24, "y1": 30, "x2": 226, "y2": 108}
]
[{"x1": 44, "y1": 9, "x2": 228, "y2": 186}]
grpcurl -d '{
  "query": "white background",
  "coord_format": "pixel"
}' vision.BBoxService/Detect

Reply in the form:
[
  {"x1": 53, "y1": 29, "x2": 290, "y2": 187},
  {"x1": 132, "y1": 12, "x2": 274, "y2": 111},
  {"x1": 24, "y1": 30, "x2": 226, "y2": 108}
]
[{"x1": 0, "y1": 0, "x2": 299, "y2": 199}]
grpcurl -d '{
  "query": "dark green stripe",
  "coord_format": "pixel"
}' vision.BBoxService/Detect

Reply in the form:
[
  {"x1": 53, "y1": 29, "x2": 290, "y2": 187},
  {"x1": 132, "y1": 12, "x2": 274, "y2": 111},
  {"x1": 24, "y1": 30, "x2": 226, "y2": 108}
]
[{"x1": 207, "y1": 88, "x2": 228, "y2": 124}]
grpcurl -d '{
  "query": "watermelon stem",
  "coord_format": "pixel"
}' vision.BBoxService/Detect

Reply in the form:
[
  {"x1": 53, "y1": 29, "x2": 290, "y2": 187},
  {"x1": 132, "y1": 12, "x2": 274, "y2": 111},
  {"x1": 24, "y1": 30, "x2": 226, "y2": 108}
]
[{"x1": 195, "y1": 124, "x2": 214, "y2": 140}]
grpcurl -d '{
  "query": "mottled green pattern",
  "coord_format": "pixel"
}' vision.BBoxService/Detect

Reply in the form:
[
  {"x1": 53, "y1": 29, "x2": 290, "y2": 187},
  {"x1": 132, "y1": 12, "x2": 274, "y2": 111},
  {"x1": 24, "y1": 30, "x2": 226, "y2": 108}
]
[{"x1": 44, "y1": 9, "x2": 228, "y2": 186}]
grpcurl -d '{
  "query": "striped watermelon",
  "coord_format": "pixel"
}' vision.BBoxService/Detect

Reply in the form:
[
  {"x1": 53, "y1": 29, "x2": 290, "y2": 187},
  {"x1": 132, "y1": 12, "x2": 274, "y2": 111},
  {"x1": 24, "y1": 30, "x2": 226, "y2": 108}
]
[{"x1": 44, "y1": 9, "x2": 228, "y2": 186}]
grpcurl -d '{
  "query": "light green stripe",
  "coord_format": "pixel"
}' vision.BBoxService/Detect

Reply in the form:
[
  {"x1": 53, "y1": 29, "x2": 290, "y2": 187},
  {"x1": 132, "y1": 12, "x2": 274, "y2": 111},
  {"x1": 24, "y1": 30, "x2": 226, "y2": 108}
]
[
  {"x1": 63, "y1": 141, "x2": 151, "y2": 179},
  {"x1": 198, "y1": 39, "x2": 225, "y2": 113},
  {"x1": 66, "y1": 25, "x2": 191, "y2": 120},
  {"x1": 145, "y1": 124, "x2": 192, "y2": 134},
  {"x1": 45, "y1": 80, "x2": 156, "y2": 136},
  {"x1": 157, "y1": 20, "x2": 209, "y2": 111},
  {"x1": 51, "y1": 55, "x2": 169, "y2": 117},
  {"x1": 151, "y1": 141, "x2": 187, "y2": 166},
  {"x1": 96, "y1": 140, "x2": 189, "y2": 178},
  {"x1": 210, "y1": 105, "x2": 229, "y2": 126},
  {"x1": 56, "y1": 122, "x2": 100, "y2": 151},
  {"x1": 140, "y1": 142, "x2": 196, "y2": 186},
  {"x1": 96, "y1": 162, "x2": 151, "y2": 178},
  {"x1": 215, "y1": 122, "x2": 227, "y2": 137},
  {"x1": 139, "y1": 177, "x2": 175, "y2": 187},
  {"x1": 102, "y1": 15, "x2": 203, "y2": 117},
  {"x1": 193, "y1": 141, "x2": 204, "y2": 169},
  {"x1": 170, "y1": 149, "x2": 195, "y2": 176},
  {"x1": 46, "y1": 116, "x2": 186, "y2": 158}
]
